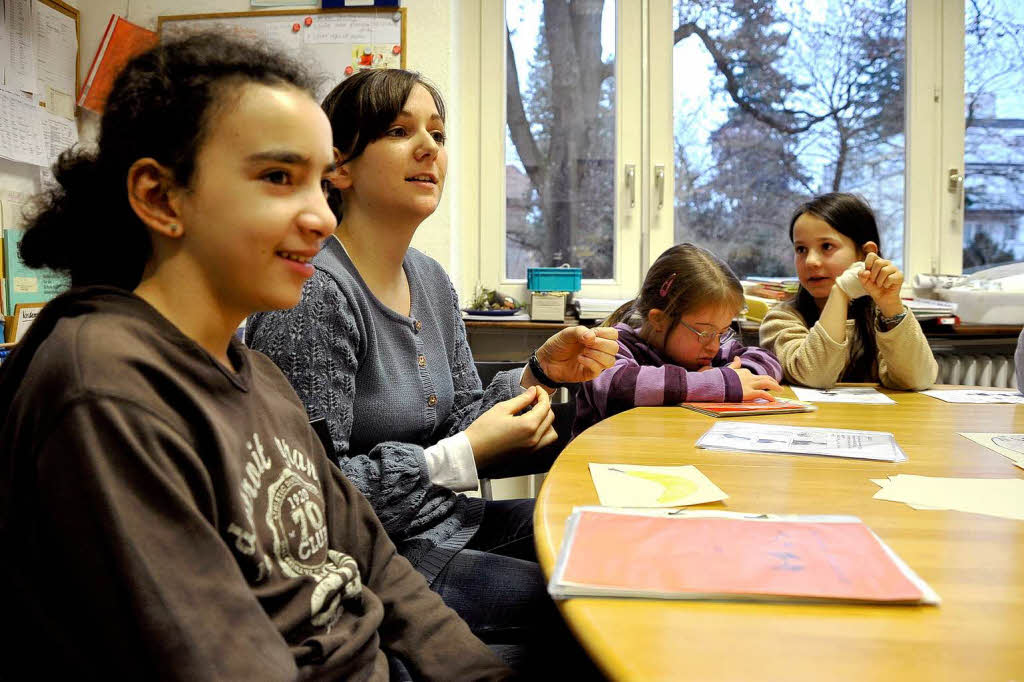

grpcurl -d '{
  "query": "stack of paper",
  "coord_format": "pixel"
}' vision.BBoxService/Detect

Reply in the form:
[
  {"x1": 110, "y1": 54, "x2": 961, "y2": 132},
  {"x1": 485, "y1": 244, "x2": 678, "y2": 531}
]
[
  {"x1": 959, "y1": 432, "x2": 1024, "y2": 470},
  {"x1": 588, "y1": 463, "x2": 728, "y2": 507},
  {"x1": 904, "y1": 297, "x2": 957, "y2": 320},
  {"x1": 872, "y1": 475, "x2": 1024, "y2": 521},
  {"x1": 697, "y1": 422, "x2": 907, "y2": 462},
  {"x1": 548, "y1": 507, "x2": 939, "y2": 604},
  {"x1": 572, "y1": 297, "x2": 631, "y2": 322}
]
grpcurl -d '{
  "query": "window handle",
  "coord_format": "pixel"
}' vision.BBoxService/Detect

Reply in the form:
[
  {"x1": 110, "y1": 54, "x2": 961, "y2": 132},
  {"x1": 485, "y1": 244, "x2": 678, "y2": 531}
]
[
  {"x1": 948, "y1": 168, "x2": 965, "y2": 210},
  {"x1": 625, "y1": 164, "x2": 635, "y2": 209},
  {"x1": 654, "y1": 164, "x2": 665, "y2": 209}
]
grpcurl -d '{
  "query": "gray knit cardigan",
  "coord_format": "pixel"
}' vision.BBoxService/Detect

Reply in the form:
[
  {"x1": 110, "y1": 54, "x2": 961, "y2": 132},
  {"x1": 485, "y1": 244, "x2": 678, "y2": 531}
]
[{"x1": 246, "y1": 239, "x2": 519, "y2": 583}]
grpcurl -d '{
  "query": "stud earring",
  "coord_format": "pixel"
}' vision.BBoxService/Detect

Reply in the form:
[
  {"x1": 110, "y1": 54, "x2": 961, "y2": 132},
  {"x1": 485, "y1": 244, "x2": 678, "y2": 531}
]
[{"x1": 168, "y1": 223, "x2": 180, "y2": 235}]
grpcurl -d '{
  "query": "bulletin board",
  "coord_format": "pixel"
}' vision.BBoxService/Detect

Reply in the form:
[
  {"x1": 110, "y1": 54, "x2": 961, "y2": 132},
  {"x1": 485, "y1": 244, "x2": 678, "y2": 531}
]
[
  {"x1": 158, "y1": 8, "x2": 407, "y2": 102},
  {"x1": 0, "y1": 0, "x2": 81, "y2": 167},
  {"x1": 0, "y1": 0, "x2": 81, "y2": 323}
]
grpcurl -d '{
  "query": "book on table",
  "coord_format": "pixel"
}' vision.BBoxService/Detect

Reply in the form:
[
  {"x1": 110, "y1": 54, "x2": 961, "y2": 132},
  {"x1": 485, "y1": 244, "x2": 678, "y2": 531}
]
[
  {"x1": 680, "y1": 396, "x2": 816, "y2": 417},
  {"x1": 548, "y1": 507, "x2": 939, "y2": 605}
]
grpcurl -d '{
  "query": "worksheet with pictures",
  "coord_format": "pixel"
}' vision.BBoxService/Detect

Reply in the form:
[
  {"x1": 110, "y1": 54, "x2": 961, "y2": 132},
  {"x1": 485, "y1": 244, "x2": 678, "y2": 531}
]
[
  {"x1": 696, "y1": 422, "x2": 906, "y2": 462},
  {"x1": 921, "y1": 389, "x2": 1024, "y2": 405},
  {"x1": 790, "y1": 386, "x2": 896, "y2": 405}
]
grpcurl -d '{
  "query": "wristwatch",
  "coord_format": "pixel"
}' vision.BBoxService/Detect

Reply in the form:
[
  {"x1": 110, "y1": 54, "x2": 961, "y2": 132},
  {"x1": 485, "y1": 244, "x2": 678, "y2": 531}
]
[
  {"x1": 528, "y1": 352, "x2": 571, "y2": 390},
  {"x1": 877, "y1": 308, "x2": 908, "y2": 330}
]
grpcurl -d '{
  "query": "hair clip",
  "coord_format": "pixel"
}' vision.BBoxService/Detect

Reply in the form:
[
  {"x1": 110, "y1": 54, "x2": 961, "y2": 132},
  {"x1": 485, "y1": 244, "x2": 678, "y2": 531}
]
[{"x1": 659, "y1": 273, "x2": 677, "y2": 297}]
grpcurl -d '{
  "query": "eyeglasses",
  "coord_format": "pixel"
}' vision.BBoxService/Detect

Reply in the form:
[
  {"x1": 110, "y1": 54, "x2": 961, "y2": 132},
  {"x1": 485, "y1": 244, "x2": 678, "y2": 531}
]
[{"x1": 678, "y1": 320, "x2": 736, "y2": 346}]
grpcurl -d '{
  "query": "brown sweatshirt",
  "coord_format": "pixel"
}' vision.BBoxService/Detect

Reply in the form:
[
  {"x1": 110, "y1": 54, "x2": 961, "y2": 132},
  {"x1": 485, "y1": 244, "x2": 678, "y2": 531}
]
[{"x1": 0, "y1": 288, "x2": 510, "y2": 681}]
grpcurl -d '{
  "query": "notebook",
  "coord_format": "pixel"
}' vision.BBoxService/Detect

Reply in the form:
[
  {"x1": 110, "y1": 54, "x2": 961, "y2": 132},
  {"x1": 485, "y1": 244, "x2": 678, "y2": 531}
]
[
  {"x1": 548, "y1": 507, "x2": 939, "y2": 605},
  {"x1": 680, "y1": 396, "x2": 816, "y2": 417}
]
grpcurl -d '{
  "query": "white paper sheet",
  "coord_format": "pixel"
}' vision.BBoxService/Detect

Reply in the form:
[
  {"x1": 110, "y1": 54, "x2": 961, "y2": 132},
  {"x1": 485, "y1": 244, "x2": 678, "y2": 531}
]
[
  {"x1": 0, "y1": 5, "x2": 12, "y2": 85},
  {"x1": 34, "y1": 0, "x2": 76, "y2": 113},
  {"x1": 873, "y1": 474, "x2": 1024, "y2": 521},
  {"x1": 790, "y1": 386, "x2": 896, "y2": 404},
  {"x1": 265, "y1": 21, "x2": 304, "y2": 54},
  {"x1": 5, "y1": 0, "x2": 36, "y2": 93},
  {"x1": 921, "y1": 389, "x2": 1024, "y2": 404},
  {"x1": 697, "y1": 422, "x2": 906, "y2": 462},
  {"x1": 588, "y1": 463, "x2": 728, "y2": 508},
  {"x1": 0, "y1": 86, "x2": 44, "y2": 164},
  {"x1": 40, "y1": 107, "x2": 76, "y2": 162},
  {"x1": 304, "y1": 15, "x2": 400, "y2": 45}
]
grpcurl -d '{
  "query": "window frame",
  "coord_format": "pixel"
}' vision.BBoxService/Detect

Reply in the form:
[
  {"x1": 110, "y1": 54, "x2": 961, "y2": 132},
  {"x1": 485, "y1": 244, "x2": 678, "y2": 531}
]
[{"x1": 467, "y1": 0, "x2": 968, "y2": 305}]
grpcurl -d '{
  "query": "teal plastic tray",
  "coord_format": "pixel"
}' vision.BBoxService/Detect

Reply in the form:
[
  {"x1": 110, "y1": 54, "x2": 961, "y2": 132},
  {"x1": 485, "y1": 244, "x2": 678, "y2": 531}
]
[{"x1": 527, "y1": 267, "x2": 582, "y2": 292}]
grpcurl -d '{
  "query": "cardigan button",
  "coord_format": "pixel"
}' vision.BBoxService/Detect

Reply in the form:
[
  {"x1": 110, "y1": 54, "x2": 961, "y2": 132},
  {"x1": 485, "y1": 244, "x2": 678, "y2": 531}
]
[
  {"x1": 417, "y1": 355, "x2": 427, "y2": 368},
  {"x1": 414, "y1": 320, "x2": 422, "y2": 332},
  {"x1": 427, "y1": 394, "x2": 437, "y2": 407}
]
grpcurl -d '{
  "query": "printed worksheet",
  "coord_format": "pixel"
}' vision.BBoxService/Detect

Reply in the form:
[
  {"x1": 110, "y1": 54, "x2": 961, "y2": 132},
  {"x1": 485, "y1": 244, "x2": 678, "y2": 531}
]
[
  {"x1": 791, "y1": 386, "x2": 896, "y2": 405},
  {"x1": 959, "y1": 433, "x2": 1024, "y2": 470},
  {"x1": 921, "y1": 389, "x2": 1024, "y2": 404},
  {"x1": 696, "y1": 422, "x2": 906, "y2": 462}
]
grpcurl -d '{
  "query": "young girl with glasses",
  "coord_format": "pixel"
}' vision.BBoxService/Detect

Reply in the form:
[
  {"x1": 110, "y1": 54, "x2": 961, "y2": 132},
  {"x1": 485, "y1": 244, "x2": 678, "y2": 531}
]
[{"x1": 573, "y1": 243, "x2": 783, "y2": 436}]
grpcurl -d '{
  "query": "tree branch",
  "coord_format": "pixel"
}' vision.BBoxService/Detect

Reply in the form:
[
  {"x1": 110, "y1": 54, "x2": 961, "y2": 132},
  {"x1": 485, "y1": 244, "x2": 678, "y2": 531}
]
[
  {"x1": 674, "y1": 21, "x2": 834, "y2": 135},
  {"x1": 505, "y1": 27, "x2": 546, "y2": 191}
]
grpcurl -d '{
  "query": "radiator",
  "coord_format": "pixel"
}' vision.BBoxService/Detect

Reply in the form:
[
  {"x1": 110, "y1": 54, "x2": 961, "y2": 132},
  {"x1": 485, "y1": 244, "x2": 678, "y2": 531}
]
[{"x1": 934, "y1": 352, "x2": 1017, "y2": 389}]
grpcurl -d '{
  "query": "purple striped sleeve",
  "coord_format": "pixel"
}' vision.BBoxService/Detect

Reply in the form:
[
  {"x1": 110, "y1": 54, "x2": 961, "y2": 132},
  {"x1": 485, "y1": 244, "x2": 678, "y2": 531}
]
[{"x1": 717, "y1": 339, "x2": 783, "y2": 381}]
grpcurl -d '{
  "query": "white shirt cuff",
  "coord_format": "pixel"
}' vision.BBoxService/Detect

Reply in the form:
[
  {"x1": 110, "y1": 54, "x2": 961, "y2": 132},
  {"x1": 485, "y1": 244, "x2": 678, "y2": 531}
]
[{"x1": 424, "y1": 432, "x2": 479, "y2": 492}]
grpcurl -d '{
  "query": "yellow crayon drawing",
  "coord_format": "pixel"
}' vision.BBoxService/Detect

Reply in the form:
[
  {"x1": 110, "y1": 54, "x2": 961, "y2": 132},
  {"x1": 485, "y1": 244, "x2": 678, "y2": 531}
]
[{"x1": 619, "y1": 470, "x2": 699, "y2": 503}]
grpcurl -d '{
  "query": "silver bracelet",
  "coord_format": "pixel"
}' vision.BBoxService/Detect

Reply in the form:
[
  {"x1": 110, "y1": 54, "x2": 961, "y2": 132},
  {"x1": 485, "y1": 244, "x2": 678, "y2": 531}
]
[{"x1": 877, "y1": 308, "x2": 908, "y2": 329}]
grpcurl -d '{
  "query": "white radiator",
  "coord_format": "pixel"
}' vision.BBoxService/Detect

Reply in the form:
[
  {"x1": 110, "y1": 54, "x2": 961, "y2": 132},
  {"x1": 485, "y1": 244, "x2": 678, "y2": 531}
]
[{"x1": 934, "y1": 352, "x2": 1017, "y2": 389}]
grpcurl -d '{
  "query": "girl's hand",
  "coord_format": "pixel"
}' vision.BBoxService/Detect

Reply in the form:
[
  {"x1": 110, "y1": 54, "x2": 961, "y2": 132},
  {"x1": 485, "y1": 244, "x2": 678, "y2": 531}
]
[
  {"x1": 859, "y1": 242, "x2": 905, "y2": 316},
  {"x1": 532, "y1": 326, "x2": 619, "y2": 384},
  {"x1": 699, "y1": 356, "x2": 741, "y2": 373},
  {"x1": 465, "y1": 386, "x2": 557, "y2": 474},
  {"x1": 734, "y1": 367, "x2": 781, "y2": 402}
]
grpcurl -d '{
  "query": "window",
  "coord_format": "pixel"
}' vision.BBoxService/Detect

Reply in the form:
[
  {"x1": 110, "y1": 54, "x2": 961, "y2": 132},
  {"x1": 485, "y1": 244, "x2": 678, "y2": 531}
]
[
  {"x1": 505, "y1": 0, "x2": 617, "y2": 280},
  {"x1": 474, "y1": 0, "x2": 987, "y2": 299},
  {"x1": 962, "y1": 0, "x2": 1024, "y2": 272},
  {"x1": 672, "y1": 0, "x2": 906, "y2": 277}
]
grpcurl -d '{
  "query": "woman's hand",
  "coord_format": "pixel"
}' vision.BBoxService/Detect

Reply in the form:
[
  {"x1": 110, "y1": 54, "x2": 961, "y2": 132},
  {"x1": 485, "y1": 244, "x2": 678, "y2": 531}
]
[
  {"x1": 735, "y1": 367, "x2": 781, "y2": 402},
  {"x1": 531, "y1": 326, "x2": 619, "y2": 385},
  {"x1": 859, "y1": 242, "x2": 905, "y2": 317},
  {"x1": 465, "y1": 386, "x2": 557, "y2": 475}
]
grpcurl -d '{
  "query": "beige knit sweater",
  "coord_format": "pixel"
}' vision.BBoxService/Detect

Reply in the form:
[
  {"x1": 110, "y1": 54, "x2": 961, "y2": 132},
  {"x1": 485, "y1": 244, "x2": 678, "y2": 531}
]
[{"x1": 759, "y1": 303, "x2": 938, "y2": 390}]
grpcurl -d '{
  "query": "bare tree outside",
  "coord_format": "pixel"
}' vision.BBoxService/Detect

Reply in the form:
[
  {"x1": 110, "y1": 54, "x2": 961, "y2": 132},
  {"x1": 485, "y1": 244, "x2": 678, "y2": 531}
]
[
  {"x1": 672, "y1": 0, "x2": 905, "y2": 278},
  {"x1": 962, "y1": 0, "x2": 1024, "y2": 271},
  {"x1": 504, "y1": 0, "x2": 1024, "y2": 282}
]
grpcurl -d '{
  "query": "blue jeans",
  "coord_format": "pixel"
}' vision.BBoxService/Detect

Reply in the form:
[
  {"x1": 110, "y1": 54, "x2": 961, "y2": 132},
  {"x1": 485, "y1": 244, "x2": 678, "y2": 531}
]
[{"x1": 429, "y1": 499, "x2": 604, "y2": 679}]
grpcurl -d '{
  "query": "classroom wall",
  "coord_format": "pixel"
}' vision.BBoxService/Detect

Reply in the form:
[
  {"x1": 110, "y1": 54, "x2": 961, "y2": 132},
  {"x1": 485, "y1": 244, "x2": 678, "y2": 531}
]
[{"x1": 68, "y1": 0, "x2": 466, "y2": 288}]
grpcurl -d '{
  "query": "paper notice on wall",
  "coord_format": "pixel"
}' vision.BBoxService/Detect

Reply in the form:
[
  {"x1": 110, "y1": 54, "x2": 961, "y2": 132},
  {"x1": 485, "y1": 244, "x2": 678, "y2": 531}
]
[
  {"x1": 265, "y1": 21, "x2": 303, "y2": 54},
  {"x1": 6, "y1": 0, "x2": 37, "y2": 93},
  {"x1": 305, "y1": 15, "x2": 400, "y2": 45},
  {"x1": 35, "y1": 1, "x2": 77, "y2": 116},
  {"x1": 41, "y1": 108, "x2": 76, "y2": 162},
  {"x1": 0, "y1": 8, "x2": 12, "y2": 85},
  {"x1": 0, "y1": 87, "x2": 45, "y2": 165}
]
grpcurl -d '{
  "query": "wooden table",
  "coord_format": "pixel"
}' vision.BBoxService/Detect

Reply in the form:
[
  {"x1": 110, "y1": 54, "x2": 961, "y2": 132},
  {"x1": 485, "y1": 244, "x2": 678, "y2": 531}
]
[{"x1": 535, "y1": 387, "x2": 1024, "y2": 681}]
